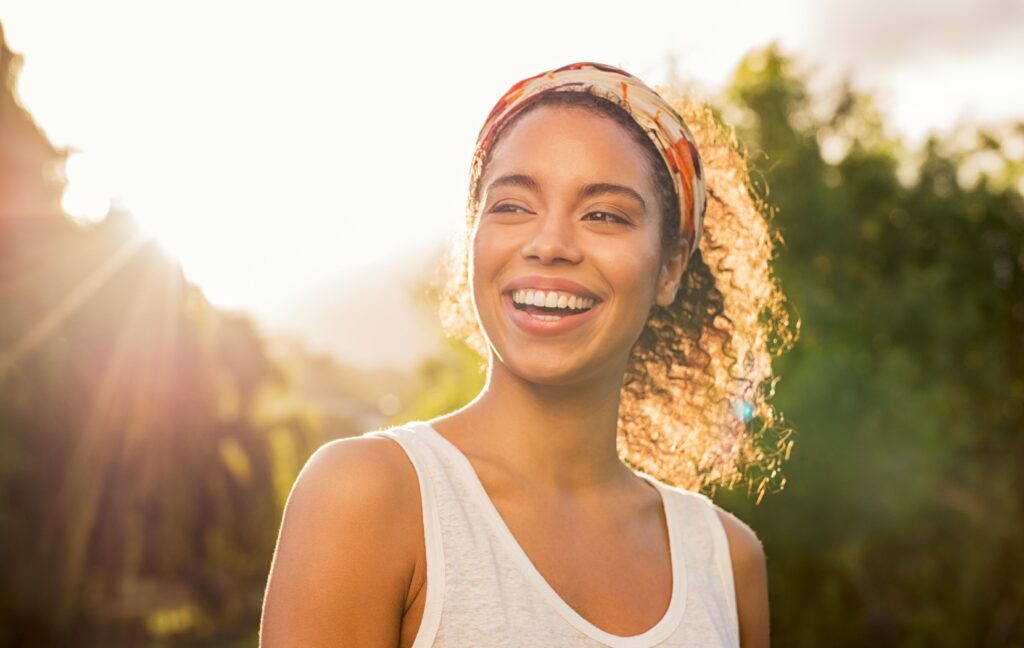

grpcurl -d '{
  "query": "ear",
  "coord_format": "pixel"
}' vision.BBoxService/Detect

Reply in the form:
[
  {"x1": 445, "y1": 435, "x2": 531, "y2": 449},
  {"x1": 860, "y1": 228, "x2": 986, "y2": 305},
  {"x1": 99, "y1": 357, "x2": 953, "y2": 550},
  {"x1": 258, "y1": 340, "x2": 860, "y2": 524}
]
[{"x1": 655, "y1": 245, "x2": 689, "y2": 307}]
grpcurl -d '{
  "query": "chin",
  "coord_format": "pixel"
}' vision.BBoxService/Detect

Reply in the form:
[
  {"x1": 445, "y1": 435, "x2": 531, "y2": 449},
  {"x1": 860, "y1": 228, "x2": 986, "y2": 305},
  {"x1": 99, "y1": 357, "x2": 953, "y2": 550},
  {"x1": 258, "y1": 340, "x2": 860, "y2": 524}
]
[{"x1": 490, "y1": 345, "x2": 612, "y2": 388}]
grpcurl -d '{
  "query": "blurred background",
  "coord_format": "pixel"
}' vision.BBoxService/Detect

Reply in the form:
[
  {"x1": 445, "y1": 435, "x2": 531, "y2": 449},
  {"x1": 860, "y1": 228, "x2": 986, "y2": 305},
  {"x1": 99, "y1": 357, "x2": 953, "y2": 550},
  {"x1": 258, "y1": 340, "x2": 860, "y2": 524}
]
[{"x1": 1, "y1": 1, "x2": 1022, "y2": 646}]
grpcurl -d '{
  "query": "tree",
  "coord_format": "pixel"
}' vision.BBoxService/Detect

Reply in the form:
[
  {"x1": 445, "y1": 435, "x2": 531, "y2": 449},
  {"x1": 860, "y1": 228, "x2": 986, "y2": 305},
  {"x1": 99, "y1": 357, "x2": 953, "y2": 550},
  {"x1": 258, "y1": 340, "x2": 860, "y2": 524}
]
[{"x1": 718, "y1": 43, "x2": 1024, "y2": 646}]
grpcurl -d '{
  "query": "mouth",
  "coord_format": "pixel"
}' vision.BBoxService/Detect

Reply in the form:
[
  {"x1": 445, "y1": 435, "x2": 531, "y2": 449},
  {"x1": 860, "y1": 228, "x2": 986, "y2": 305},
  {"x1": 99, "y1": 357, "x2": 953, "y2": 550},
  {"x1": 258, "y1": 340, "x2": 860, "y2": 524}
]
[
  {"x1": 502, "y1": 288, "x2": 602, "y2": 334},
  {"x1": 508, "y1": 288, "x2": 598, "y2": 321}
]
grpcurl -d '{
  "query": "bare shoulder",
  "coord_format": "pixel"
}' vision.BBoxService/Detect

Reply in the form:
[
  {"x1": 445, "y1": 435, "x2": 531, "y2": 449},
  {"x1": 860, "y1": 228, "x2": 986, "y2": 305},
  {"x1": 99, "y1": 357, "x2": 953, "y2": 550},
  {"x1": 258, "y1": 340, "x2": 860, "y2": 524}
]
[
  {"x1": 279, "y1": 435, "x2": 422, "y2": 549},
  {"x1": 260, "y1": 434, "x2": 422, "y2": 648},
  {"x1": 292, "y1": 434, "x2": 420, "y2": 512},
  {"x1": 713, "y1": 504, "x2": 770, "y2": 648},
  {"x1": 713, "y1": 505, "x2": 766, "y2": 573}
]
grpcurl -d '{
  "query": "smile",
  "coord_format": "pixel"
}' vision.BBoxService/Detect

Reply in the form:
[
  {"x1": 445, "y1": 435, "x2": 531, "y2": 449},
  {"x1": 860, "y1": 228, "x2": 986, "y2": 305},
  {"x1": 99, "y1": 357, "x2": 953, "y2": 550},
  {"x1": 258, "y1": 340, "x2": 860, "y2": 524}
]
[
  {"x1": 502, "y1": 289, "x2": 602, "y2": 335},
  {"x1": 510, "y1": 289, "x2": 596, "y2": 320}
]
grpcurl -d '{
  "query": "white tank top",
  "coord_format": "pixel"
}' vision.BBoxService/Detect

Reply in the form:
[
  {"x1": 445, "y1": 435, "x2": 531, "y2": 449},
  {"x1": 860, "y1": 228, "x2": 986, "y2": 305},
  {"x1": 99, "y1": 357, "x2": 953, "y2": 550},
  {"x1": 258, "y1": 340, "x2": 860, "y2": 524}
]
[{"x1": 363, "y1": 421, "x2": 740, "y2": 647}]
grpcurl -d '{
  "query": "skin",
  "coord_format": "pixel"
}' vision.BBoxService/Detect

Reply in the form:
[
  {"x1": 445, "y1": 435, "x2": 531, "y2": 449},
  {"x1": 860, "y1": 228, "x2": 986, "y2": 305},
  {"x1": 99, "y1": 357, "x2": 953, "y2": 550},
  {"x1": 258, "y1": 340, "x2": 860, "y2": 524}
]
[{"x1": 260, "y1": 105, "x2": 770, "y2": 647}]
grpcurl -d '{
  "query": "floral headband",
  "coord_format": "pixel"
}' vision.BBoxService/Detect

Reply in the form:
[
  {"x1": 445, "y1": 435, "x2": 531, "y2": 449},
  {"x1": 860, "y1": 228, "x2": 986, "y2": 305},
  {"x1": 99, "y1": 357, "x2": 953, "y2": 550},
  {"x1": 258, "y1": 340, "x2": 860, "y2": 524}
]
[{"x1": 474, "y1": 61, "x2": 707, "y2": 258}]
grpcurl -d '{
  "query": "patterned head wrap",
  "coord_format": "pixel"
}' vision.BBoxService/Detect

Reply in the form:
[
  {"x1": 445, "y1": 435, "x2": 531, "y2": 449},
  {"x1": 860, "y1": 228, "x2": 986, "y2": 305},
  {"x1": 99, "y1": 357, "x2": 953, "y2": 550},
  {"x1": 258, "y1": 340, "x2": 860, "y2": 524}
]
[{"x1": 473, "y1": 61, "x2": 707, "y2": 258}]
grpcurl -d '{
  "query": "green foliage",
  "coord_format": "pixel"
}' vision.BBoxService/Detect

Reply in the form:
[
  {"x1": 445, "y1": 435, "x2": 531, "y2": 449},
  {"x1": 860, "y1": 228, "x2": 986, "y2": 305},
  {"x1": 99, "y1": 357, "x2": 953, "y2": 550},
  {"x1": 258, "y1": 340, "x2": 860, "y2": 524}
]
[
  {"x1": 393, "y1": 337, "x2": 486, "y2": 425},
  {"x1": 716, "y1": 44, "x2": 1024, "y2": 646},
  {"x1": 392, "y1": 252, "x2": 486, "y2": 425},
  {"x1": 0, "y1": 216, "x2": 324, "y2": 645}
]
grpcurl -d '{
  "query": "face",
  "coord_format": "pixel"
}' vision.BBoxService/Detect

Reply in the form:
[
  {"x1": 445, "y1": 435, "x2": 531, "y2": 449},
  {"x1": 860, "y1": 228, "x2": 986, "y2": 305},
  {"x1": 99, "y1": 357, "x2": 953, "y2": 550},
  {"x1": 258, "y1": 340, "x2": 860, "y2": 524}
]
[{"x1": 470, "y1": 105, "x2": 686, "y2": 386}]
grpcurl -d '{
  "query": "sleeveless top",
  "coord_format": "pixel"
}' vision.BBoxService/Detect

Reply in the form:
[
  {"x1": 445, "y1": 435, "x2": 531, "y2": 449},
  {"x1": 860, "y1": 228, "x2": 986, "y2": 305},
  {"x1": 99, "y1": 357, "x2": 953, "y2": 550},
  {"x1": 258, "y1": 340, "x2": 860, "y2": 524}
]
[{"x1": 363, "y1": 421, "x2": 740, "y2": 648}]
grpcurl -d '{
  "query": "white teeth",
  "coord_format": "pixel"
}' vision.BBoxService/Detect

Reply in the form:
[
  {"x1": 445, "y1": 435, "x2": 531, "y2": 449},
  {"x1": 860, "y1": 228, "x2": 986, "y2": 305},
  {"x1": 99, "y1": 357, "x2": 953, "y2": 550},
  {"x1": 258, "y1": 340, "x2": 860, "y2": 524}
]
[{"x1": 509, "y1": 288, "x2": 597, "y2": 310}]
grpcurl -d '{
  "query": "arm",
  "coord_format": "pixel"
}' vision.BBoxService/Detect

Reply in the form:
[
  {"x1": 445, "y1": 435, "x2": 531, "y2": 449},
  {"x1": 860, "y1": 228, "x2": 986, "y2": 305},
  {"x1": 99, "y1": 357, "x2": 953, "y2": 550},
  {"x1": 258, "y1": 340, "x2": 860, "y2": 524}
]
[
  {"x1": 260, "y1": 437, "x2": 419, "y2": 648},
  {"x1": 714, "y1": 506, "x2": 770, "y2": 648}
]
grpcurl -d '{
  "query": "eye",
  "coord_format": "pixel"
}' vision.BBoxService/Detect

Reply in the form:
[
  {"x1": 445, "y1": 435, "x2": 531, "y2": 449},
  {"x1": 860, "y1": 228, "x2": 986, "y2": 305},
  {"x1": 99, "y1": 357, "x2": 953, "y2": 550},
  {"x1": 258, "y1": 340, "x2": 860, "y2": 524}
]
[
  {"x1": 582, "y1": 211, "x2": 630, "y2": 225},
  {"x1": 490, "y1": 203, "x2": 530, "y2": 214}
]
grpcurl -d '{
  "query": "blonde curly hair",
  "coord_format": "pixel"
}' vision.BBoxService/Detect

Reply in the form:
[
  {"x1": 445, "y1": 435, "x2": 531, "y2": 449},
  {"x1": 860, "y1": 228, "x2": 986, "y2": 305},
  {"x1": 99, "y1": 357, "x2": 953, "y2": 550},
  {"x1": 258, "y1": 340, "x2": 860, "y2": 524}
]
[{"x1": 438, "y1": 88, "x2": 798, "y2": 501}]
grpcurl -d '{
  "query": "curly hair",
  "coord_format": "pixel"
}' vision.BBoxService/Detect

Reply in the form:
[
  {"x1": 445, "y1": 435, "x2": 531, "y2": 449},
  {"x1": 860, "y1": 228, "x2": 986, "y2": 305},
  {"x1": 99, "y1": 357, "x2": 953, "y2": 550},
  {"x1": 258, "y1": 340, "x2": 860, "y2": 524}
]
[{"x1": 438, "y1": 89, "x2": 798, "y2": 501}]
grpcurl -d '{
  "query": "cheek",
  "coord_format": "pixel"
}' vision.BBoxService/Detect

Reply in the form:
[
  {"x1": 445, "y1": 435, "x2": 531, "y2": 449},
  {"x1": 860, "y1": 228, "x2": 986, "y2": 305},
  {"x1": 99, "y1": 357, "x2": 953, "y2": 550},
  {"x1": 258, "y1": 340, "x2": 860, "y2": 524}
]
[
  {"x1": 473, "y1": 217, "x2": 525, "y2": 260},
  {"x1": 469, "y1": 223, "x2": 511, "y2": 305},
  {"x1": 591, "y1": 238, "x2": 663, "y2": 302},
  {"x1": 470, "y1": 224, "x2": 497, "y2": 282}
]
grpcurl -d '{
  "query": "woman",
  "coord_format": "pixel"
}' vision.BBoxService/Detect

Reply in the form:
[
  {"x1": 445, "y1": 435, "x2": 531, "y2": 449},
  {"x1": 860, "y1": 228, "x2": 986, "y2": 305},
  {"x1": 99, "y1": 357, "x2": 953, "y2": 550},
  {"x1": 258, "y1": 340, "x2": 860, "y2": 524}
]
[{"x1": 261, "y1": 62, "x2": 794, "y2": 647}]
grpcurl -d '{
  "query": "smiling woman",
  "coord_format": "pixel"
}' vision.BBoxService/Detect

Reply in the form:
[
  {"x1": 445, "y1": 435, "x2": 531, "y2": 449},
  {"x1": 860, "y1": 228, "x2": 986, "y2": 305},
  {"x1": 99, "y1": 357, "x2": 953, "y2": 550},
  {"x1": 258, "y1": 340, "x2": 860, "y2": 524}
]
[{"x1": 260, "y1": 62, "x2": 796, "y2": 648}]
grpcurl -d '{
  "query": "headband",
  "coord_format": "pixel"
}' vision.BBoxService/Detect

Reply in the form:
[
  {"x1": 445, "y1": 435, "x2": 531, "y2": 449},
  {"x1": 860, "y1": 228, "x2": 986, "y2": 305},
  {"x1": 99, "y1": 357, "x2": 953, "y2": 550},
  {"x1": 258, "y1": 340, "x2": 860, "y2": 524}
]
[{"x1": 473, "y1": 61, "x2": 706, "y2": 258}]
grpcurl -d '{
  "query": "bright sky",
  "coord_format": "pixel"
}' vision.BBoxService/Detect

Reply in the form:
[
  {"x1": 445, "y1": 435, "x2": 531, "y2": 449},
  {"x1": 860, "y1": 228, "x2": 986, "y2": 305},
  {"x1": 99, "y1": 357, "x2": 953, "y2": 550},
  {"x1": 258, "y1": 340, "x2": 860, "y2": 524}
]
[{"x1": 3, "y1": 0, "x2": 1023, "y2": 320}]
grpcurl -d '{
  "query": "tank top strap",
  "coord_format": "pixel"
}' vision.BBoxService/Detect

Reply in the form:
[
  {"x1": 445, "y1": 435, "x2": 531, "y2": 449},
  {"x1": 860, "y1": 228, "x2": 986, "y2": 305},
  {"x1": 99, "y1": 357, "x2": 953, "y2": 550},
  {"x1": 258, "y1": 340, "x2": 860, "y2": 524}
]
[
  {"x1": 361, "y1": 426, "x2": 446, "y2": 648},
  {"x1": 656, "y1": 484, "x2": 740, "y2": 645}
]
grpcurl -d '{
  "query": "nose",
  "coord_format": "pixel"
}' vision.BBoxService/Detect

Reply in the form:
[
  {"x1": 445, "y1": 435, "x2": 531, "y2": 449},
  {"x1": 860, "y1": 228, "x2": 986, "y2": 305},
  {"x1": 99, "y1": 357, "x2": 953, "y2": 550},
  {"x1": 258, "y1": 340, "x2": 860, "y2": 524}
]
[{"x1": 520, "y1": 211, "x2": 583, "y2": 265}]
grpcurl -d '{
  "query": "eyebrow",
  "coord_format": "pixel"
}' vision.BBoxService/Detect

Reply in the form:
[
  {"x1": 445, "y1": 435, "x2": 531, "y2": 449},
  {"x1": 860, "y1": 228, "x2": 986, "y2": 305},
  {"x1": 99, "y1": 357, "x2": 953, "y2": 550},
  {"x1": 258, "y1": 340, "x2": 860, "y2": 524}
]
[{"x1": 485, "y1": 174, "x2": 647, "y2": 213}]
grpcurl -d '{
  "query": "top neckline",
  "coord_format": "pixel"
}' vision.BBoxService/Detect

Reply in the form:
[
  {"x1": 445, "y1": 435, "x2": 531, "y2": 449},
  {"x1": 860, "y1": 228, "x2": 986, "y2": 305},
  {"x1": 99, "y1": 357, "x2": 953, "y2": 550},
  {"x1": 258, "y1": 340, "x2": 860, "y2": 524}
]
[{"x1": 408, "y1": 421, "x2": 688, "y2": 648}]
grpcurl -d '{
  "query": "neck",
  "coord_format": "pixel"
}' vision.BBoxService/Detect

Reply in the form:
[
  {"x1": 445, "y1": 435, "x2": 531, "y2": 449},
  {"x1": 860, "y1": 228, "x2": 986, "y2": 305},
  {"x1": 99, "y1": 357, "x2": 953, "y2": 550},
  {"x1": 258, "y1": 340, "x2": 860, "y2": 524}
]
[{"x1": 439, "y1": 353, "x2": 634, "y2": 493}]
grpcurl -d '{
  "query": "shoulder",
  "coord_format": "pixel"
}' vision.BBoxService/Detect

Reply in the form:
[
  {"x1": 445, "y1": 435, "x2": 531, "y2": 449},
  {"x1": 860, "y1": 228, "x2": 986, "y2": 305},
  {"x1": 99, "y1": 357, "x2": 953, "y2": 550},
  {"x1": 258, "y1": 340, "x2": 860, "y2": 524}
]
[
  {"x1": 283, "y1": 432, "x2": 424, "y2": 551},
  {"x1": 648, "y1": 483, "x2": 768, "y2": 584},
  {"x1": 277, "y1": 430, "x2": 425, "y2": 570},
  {"x1": 662, "y1": 486, "x2": 767, "y2": 574},
  {"x1": 711, "y1": 504, "x2": 766, "y2": 577},
  {"x1": 260, "y1": 432, "x2": 423, "y2": 646},
  {"x1": 291, "y1": 432, "x2": 420, "y2": 513},
  {"x1": 711, "y1": 502, "x2": 770, "y2": 648}
]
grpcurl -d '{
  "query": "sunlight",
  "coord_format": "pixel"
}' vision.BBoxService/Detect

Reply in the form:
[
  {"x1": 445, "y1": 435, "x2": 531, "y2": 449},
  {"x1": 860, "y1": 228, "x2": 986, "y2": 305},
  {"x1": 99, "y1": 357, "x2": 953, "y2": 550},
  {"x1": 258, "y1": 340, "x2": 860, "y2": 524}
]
[
  {"x1": 49, "y1": 249, "x2": 178, "y2": 623},
  {"x1": 0, "y1": 231, "x2": 153, "y2": 379},
  {"x1": 61, "y1": 152, "x2": 112, "y2": 224}
]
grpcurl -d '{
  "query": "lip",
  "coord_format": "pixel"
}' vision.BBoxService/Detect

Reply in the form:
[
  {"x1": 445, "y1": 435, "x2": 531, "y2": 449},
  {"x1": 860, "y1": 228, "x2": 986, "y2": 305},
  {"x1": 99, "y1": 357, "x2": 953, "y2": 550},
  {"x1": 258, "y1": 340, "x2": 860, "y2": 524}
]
[
  {"x1": 501, "y1": 290, "x2": 602, "y2": 337},
  {"x1": 502, "y1": 275, "x2": 602, "y2": 302}
]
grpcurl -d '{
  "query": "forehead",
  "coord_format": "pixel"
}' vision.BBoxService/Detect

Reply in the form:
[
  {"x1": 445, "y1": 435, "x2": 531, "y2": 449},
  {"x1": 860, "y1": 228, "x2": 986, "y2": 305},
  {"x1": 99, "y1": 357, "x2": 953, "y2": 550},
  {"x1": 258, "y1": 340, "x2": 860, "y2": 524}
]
[{"x1": 481, "y1": 105, "x2": 655, "y2": 194}]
